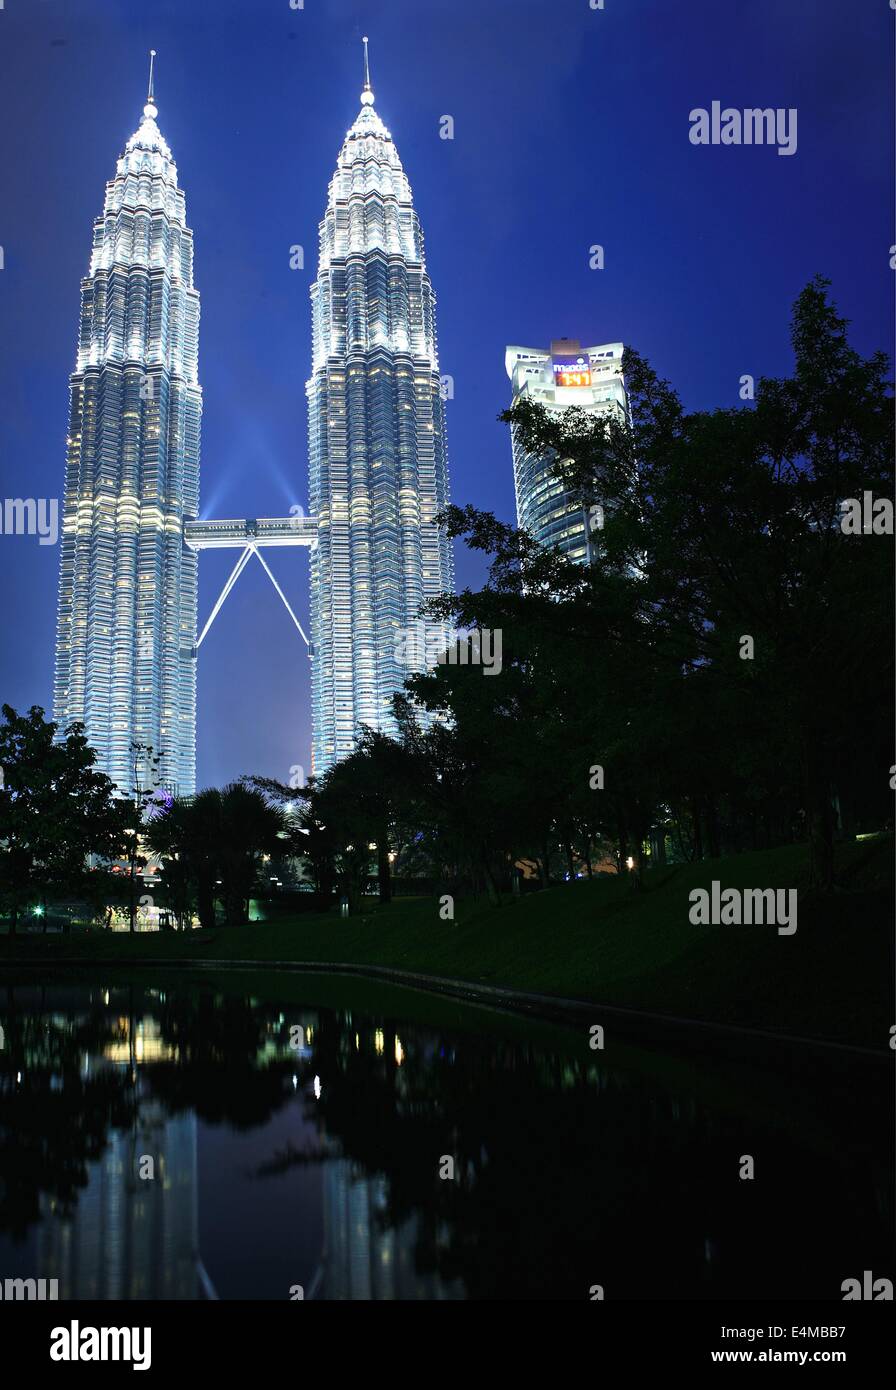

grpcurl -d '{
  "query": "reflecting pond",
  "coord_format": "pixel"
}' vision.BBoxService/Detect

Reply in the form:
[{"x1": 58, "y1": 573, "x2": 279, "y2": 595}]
[{"x1": 0, "y1": 977, "x2": 890, "y2": 1300}]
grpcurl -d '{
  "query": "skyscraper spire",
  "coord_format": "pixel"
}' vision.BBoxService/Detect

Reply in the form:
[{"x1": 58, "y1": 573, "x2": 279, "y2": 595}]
[
  {"x1": 307, "y1": 56, "x2": 453, "y2": 772},
  {"x1": 145, "y1": 49, "x2": 158, "y2": 119},
  {"x1": 54, "y1": 72, "x2": 202, "y2": 797},
  {"x1": 361, "y1": 35, "x2": 374, "y2": 105}
]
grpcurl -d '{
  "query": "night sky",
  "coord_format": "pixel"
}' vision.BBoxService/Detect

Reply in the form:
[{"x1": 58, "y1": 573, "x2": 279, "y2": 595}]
[{"x1": 0, "y1": 0, "x2": 891, "y2": 790}]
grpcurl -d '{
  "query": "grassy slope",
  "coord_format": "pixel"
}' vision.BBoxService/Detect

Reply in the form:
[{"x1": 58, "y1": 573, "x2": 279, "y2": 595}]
[{"x1": 1, "y1": 838, "x2": 891, "y2": 1046}]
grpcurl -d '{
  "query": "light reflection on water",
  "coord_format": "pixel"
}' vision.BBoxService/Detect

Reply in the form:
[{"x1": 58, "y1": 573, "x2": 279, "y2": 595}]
[{"x1": 0, "y1": 980, "x2": 890, "y2": 1300}]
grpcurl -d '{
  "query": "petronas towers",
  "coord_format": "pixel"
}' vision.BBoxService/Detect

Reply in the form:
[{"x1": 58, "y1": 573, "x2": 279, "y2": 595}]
[
  {"x1": 308, "y1": 46, "x2": 453, "y2": 770},
  {"x1": 54, "y1": 45, "x2": 452, "y2": 791},
  {"x1": 54, "y1": 58, "x2": 201, "y2": 797}
]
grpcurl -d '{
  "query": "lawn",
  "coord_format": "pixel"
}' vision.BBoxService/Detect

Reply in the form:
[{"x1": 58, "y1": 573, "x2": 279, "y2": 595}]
[{"x1": 1, "y1": 837, "x2": 890, "y2": 1048}]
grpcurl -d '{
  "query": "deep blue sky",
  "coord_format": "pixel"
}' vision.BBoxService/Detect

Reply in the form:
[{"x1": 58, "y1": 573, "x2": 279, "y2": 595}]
[{"x1": 0, "y1": 0, "x2": 892, "y2": 789}]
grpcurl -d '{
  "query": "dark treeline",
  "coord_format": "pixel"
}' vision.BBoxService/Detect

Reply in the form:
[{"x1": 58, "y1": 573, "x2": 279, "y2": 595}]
[
  {"x1": 0, "y1": 705, "x2": 133, "y2": 933},
  {"x1": 1, "y1": 280, "x2": 891, "y2": 927},
  {"x1": 249, "y1": 279, "x2": 892, "y2": 908}
]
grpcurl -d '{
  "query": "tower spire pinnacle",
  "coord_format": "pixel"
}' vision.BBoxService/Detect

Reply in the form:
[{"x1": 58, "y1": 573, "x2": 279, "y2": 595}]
[
  {"x1": 144, "y1": 49, "x2": 158, "y2": 119},
  {"x1": 360, "y1": 35, "x2": 374, "y2": 105}
]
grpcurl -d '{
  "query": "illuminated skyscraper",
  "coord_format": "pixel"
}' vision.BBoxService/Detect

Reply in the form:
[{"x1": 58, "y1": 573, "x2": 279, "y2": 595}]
[
  {"x1": 307, "y1": 41, "x2": 453, "y2": 773},
  {"x1": 505, "y1": 339, "x2": 627, "y2": 563},
  {"x1": 53, "y1": 45, "x2": 452, "y2": 789},
  {"x1": 54, "y1": 55, "x2": 201, "y2": 796}
]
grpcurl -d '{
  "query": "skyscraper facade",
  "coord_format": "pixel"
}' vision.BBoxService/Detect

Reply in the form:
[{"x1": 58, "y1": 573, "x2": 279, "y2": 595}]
[
  {"x1": 505, "y1": 339, "x2": 627, "y2": 564},
  {"x1": 54, "y1": 62, "x2": 201, "y2": 797},
  {"x1": 53, "y1": 48, "x2": 451, "y2": 791},
  {"x1": 307, "y1": 46, "x2": 453, "y2": 774}
]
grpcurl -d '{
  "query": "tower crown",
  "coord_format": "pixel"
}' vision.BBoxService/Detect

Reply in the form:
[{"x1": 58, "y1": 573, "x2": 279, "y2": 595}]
[
  {"x1": 125, "y1": 48, "x2": 172, "y2": 161},
  {"x1": 360, "y1": 35, "x2": 374, "y2": 105},
  {"x1": 144, "y1": 48, "x2": 158, "y2": 117}
]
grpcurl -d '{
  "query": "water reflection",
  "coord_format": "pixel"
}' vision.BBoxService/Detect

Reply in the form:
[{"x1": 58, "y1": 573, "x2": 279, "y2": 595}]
[{"x1": 0, "y1": 980, "x2": 890, "y2": 1300}]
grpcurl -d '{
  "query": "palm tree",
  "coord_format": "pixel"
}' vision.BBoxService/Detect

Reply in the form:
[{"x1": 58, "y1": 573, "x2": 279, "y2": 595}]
[
  {"x1": 144, "y1": 797, "x2": 198, "y2": 929},
  {"x1": 147, "y1": 784, "x2": 283, "y2": 928},
  {"x1": 216, "y1": 783, "x2": 284, "y2": 925}
]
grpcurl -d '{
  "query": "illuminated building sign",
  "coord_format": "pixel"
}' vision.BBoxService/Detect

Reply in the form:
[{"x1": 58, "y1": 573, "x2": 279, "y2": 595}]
[{"x1": 552, "y1": 356, "x2": 592, "y2": 388}]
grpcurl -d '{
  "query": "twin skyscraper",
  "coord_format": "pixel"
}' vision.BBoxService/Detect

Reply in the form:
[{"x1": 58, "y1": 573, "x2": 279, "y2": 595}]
[{"x1": 53, "y1": 44, "x2": 453, "y2": 794}]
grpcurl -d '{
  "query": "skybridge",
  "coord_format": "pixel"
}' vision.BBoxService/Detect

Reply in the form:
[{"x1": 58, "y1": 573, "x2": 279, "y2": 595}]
[
  {"x1": 183, "y1": 515, "x2": 317, "y2": 655},
  {"x1": 183, "y1": 516, "x2": 318, "y2": 549}
]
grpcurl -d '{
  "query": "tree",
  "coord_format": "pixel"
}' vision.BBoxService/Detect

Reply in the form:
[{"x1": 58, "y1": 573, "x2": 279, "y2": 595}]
[
  {"x1": 243, "y1": 775, "x2": 339, "y2": 906},
  {"x1": 499, "y1": 278, "x2": 893, "y2": 888},
  {"x1": 122, "y1": 741, "x2": 164, "y2": 932},
  {"x1": 147, "y1": 784, "x2": 283, "y2": 927},
  {"x1": 320, "y1": 729, "x2": 410, "y2": 905},
  {"x1": 142, "y1": 797, "x2": 195, "y2": 930},
  {"x1": 0, "y1": 706, "x2": 127, "y2": 933}
]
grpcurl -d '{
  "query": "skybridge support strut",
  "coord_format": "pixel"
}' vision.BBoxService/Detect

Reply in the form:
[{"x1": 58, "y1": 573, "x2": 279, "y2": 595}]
[
  {"x1": 194, "y1": 543, "x2": 310, "y2": 652},
  {"x1": 252, "y1": 546, "x2": 311, "y2": 648}
]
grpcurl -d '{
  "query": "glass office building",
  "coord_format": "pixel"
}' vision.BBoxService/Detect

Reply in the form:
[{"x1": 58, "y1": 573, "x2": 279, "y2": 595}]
[
  {"x1": 53, "y1": 72, "x2": 201, "y2": 796},
  {"x1": 505, "y1": 339, "x2": 627, "y2": 564},
  {"x1": 307, "y1": 52, "x2": 453, "y2": 773}
]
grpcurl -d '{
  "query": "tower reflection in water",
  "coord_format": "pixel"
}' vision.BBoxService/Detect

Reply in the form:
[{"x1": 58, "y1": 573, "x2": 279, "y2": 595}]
[
  {"x1": 320, "y1": 1160, "x2": 461, "y2": 1300},
  {"x1": 38, "y1": 1101, "x2": 200, "y2": 1300},
  {"x1": 0, "y1": 988, "x2": 464, "y2": 1300},
  {"x1": 0, "y1": 983, "x2": 889, "y2": 1301},
  {"x1": 34, "y1": 1013, "x2": 203, "y2": 1300}
]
